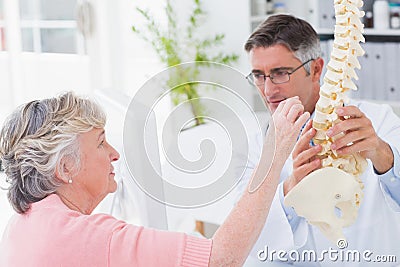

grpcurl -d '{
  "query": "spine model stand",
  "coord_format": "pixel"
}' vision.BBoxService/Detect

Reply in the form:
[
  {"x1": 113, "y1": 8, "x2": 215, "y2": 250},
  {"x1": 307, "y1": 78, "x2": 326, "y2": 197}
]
[{"x1": 285, "y1": 0, "x2": 367, "y2": 246}]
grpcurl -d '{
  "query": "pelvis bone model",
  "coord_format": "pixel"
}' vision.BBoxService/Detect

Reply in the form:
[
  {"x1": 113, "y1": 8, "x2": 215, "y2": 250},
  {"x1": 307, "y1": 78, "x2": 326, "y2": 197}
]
[{"x1": 284, "y1": 0, "x2": 367, "y2": 246}]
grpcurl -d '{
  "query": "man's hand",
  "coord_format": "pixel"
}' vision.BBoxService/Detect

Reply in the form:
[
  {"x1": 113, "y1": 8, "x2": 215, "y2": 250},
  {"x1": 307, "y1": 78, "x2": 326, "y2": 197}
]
[
  {"x1": 327, "y1": 106, "x2": 394, "y2": 174},
  {"x1": 283, "y1": 120, "x2": 322, "y2": 196}
]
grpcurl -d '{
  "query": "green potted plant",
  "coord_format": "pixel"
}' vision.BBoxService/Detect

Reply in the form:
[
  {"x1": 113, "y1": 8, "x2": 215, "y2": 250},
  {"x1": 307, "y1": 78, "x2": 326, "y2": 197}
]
[{"x1": 132, "y1": 0, "x2": 238, "y2": 126}]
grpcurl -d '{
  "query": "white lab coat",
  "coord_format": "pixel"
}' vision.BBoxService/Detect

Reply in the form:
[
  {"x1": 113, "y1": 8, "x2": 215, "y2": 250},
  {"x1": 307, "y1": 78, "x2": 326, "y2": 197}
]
[{"x1": 236, "y1": 100, "x2": 400, "y2": 266}]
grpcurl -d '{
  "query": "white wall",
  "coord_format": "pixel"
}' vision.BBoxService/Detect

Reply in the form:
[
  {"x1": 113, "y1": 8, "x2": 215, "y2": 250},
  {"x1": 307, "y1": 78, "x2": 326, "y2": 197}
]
[
  {"x1": 201, "y1": 0, "x2": 251, "y2": 73},
  {"x1": 0, "y1": 53, "x2": 12, "y2": 125},
  {"x1": 20, "y1": 54, "x2": 91, "y2": 99},
  {"x1": 197, "y1": 0, "x2": 255, "y2": 107},
  {"x1": 0, "y1": 53, "x2": 91, "y2": 125},
  {"x1": 100, "y1": 0, "x2": 165, "y2": 96}
]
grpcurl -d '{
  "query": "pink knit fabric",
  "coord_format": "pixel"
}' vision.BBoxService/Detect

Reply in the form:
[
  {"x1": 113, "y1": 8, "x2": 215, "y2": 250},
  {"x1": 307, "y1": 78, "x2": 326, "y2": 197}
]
[{"x1": 0, "y1": 194, "x2": 212, "y2": 267}]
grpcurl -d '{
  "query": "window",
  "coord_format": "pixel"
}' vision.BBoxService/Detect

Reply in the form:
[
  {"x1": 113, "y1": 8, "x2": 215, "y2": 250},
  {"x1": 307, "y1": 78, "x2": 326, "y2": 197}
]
[
  {"x1": 0, "y1": 0, "x2": 92, "y2": 115},
  {"x1": 19, "y1": 0, "x2": 85, "y2": 54}
]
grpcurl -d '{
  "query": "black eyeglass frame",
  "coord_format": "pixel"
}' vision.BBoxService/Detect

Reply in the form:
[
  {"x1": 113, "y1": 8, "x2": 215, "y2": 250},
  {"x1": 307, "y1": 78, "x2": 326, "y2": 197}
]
[{"x1": 246, "y1": 58, "x2": 315, "y2": 86}]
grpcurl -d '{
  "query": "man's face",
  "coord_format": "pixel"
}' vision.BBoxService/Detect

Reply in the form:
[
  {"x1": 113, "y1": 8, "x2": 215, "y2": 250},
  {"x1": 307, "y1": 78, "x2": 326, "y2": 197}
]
[{"x1": 249, "y1": 44, "x2": 321, "y2": 114}]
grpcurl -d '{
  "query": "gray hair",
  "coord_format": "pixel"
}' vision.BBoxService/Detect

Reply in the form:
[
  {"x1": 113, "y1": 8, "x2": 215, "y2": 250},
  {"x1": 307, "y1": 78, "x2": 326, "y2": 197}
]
[
  {"x1": 0, "y1": 92, "x2": 106, "y2": 213},
  {"x1": 244, "y1": 14, "x2": 321, "y2": 74}
]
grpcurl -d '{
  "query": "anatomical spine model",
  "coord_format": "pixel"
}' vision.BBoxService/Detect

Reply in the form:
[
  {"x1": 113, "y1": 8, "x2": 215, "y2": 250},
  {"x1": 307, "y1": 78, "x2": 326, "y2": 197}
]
[{"x1": 284, "y1": 0, "x2": 367, "y2": 246}]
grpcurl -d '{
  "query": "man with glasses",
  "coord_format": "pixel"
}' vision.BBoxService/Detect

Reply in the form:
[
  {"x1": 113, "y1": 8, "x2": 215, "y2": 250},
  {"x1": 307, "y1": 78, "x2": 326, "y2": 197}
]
[
  {"x1": 236, "y1": 14, "x2": 400, "y2": 266},
  {"x1": 246, "y1": 58, "x2": 314, "y2": 88}
]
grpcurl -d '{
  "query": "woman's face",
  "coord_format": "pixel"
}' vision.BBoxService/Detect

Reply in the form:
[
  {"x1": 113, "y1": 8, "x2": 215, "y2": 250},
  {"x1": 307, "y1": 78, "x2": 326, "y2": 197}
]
[{"x1": 74, "y1": 127, "x2": 120, "y2": 202}]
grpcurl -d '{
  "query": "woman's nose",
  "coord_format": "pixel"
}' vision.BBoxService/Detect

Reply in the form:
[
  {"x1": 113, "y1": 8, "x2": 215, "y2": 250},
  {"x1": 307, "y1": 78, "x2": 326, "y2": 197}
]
[{"x1": 109, "y1": 145, "x2": 120, "y2": 161}]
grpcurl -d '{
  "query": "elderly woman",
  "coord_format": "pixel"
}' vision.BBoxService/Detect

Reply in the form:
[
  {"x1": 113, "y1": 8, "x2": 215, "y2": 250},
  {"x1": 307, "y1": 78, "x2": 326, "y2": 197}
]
[{"x1": 0, "y1": 92, "x2": 308, "y2": 266}]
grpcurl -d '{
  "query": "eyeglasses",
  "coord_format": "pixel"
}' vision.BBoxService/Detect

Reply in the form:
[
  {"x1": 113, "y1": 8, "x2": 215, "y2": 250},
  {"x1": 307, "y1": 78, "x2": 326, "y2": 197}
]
[{"x1": 246, "y1": 58, "x2": 314, "y2": 87}]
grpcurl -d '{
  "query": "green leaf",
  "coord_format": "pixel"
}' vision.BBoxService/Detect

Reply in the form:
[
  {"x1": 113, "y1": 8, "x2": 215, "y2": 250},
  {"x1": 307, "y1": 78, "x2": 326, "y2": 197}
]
[{"x1": 132, "y1": 0, "x2": 239, "y2": 124}]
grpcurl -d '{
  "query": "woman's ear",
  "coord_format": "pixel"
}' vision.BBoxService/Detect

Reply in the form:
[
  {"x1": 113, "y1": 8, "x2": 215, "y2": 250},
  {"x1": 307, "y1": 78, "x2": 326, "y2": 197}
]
[
  {"x1": 311, "y1": 57, "x2": 324, "y2": 82},
  {"x1": 55, "y1": 156, "x2": 75, "y2": 184}
]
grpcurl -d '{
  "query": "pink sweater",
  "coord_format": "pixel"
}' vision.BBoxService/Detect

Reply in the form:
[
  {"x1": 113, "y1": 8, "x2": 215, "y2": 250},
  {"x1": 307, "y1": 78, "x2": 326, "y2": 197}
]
[{"x1": 0, "y1": 194, "x2": 212, "y2": 267}]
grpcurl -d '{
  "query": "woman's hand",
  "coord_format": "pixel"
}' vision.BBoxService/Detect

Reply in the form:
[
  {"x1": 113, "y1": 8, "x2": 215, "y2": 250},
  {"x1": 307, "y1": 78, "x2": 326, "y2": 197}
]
[{"x1": 271, "y1": 96, "x2": 310, "y2": 161}]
